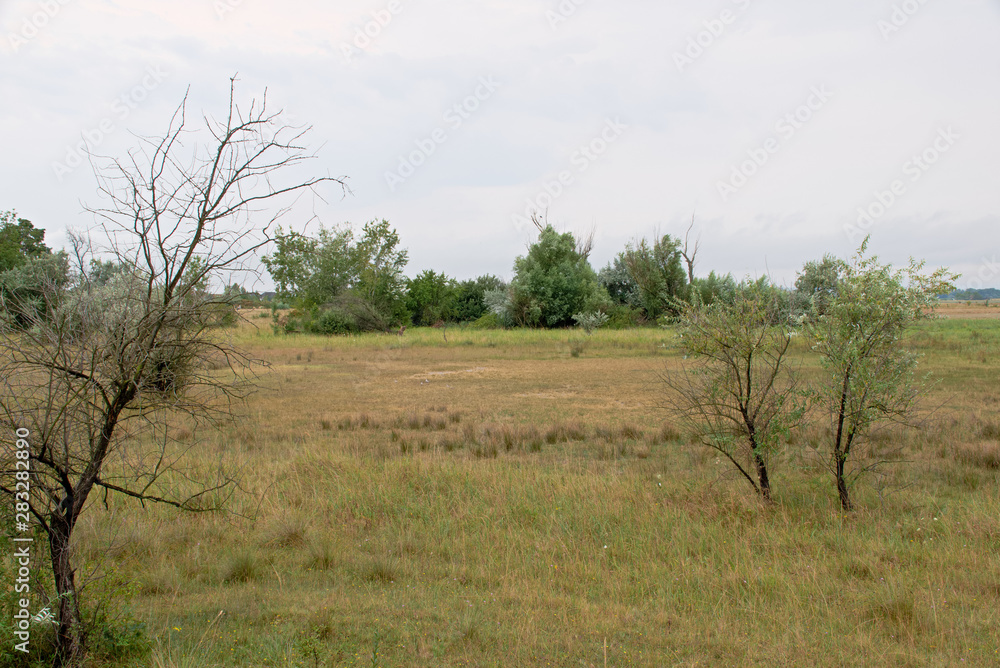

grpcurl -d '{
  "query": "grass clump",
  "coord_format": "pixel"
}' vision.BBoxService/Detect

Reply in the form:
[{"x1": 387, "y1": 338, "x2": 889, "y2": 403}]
[{"x1": 222, "y1": 552, "x2": 263, "y2": 584}]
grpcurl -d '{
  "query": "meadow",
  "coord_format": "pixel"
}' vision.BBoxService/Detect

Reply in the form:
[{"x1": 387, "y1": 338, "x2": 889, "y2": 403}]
[{"x1": 43, "y1": 304, "x2": 1000, "y2": 665}]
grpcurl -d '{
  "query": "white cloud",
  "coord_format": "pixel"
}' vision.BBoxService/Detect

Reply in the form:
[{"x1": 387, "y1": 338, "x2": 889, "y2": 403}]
[{"x1": 1, "y1": 0, "x2": 997, "y2": 287}]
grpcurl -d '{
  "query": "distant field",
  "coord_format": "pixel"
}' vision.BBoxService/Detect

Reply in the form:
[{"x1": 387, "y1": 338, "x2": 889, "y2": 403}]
[
  {"x1": 933, "y1": 301, "x2": 1000, "y2": 320},
  {"x1": 62, "y1": 312, "x2": 1000, "y2": 666}
]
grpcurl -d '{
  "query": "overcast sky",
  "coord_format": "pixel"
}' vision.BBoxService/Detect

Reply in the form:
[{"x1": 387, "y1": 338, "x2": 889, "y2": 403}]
[{"x1": 2, "y1": 0, "x2": 998, "y2": 289}]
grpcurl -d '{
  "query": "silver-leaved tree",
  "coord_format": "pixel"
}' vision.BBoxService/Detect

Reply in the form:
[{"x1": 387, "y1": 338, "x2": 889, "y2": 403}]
[{"x1": 806, "y1": 239, "x2": 956, "y2": 510}]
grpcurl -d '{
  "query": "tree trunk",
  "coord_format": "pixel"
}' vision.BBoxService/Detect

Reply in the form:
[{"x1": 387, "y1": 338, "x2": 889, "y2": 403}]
[
  {"x1": 48, "y1": 392, "x2": 129, "y2": 665},
  {"x1": 836, "y1": 457, "x2": 853, "y2": 511},
  {"x1": 49, "y1": 518, "x2": 85, "y2": 666},
  {"x1": 833, "y1": 368, "x2": 853, "y2": 511},
  {"x1": 754, "y1": 453, "x2": 771, "y2": 502}
]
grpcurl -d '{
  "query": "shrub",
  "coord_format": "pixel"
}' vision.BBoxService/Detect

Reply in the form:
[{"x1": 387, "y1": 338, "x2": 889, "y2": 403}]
[
  {"x1": 468, "y1": 312, "x2": 501, "y2": 330},
  {"x1": 573, "y1": 311, "x2": 609, "y2": 334},
  {"x1": 311, "y1": 308, "x2": 357, "y2": 335},
  {"x1": 604, "y1": 304, "x2": 643, "y2": 329}
]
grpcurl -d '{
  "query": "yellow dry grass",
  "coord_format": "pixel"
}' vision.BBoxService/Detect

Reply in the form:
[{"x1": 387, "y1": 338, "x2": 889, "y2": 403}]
[{"x1": 48, "y1": 314, "x2": 1000, "y2": 666}]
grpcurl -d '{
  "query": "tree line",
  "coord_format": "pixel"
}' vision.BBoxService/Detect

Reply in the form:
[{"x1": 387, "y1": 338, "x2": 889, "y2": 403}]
[
  {"x1": 254, "y1": 212, "x2": 855, "y2": 336},
  {"x1": 0, "y1": 205, "x2": 972, "y2": 340}
]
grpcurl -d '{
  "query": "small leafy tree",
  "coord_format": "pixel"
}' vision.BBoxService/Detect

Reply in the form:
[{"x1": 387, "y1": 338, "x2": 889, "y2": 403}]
[
  {"x1": 508, "y1": 225, "x2": 607, "y2": 328},
  {"x1": 598, "y1": 253, "x2": 641, "y2": 309},
  {"x1": 262, "y1": 225, "x2": 355, "y2": 308},
  {"x1": 807, "y1": 240, "x2": 956, "y2": 510},
  {"x1": 665, "y1": 279, "x2": 803, "y2": 501},
  {"x1": 85, "y1": 258, "x2": 128, "y2": 287},
  {"x1": 484, "y1": 286, "x2": 515, "y2": 328},
  {"x1": 573, "y1": 311, "x2": 608, "y2": 335},
  {"x1": 689, "y1": 271, "x2": 738, "y2": 306},
  {"x1": 0, "y1": 252, "x2": 70, "y2": 327},
  {"x1": 261, "y1": 227, "x2": 319, "y2": 303}
]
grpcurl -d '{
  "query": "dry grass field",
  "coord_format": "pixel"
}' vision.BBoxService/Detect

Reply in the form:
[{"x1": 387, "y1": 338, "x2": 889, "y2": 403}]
[
  {"x1": 933, "y1": 300, "x2": 1000, "y2": 320},
  {"x1": 13, "y1": 305, "x2": 1000, "y2": 666}
]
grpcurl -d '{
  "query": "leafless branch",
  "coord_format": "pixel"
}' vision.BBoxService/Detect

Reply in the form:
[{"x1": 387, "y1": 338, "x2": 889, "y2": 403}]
[
  {"x1": 681, "y1": 213, "x2": 700, "y2": 285},
  {"x1": 0, "y1": 78, "x2": 340, "y2": 663}
]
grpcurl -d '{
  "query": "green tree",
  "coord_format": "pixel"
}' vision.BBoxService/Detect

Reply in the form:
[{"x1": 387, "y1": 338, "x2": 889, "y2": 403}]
[
  {"x1": 85, "y1": 258, "x2": 128, "y2": 287},
  {"x1": 794, "y1": 254, "x2": 843, "y2": 318},
  {"x1": 262, "y1": 225, "x2": 356, "y2": 308},
  {"x1": 665, "y1": 279, "x2": 803, "y2": 501},
  {"x1": 353, "y1": 219, "x2": 409, "y2": 324},
  {"x1": 0, "y1": 252, "x2": 70, "y2": 328},
  {"x1": 806, "y1": 240, "x2": 957, "y2": 510},
  {"x1": 623, "y1": 234, "x2": 687, "y2": 320},
  {"x1": 262, "y1": 227, "x2": 319, "y2": 303},
  {"x1": 508, "y1": 225, "x2": 607, "y2": 328},
  {"x1": 405, "y1": 270, "x2": 456, "y2": 326},
  {"x1": 453, "y1": 275, "x2": 505, "y2": 322},
  {"x1": 262, "y1": 219, "x2": 409, "y2": 329},
  {"x1": 598, "y1": 253, "x2": 641, "y2": 309},
  {"x1": 0, "y1": 211, "x2": 50, "y2": 272},
  {"x1": 690, "y1": 271, "x2": 738, "y2": 306}
]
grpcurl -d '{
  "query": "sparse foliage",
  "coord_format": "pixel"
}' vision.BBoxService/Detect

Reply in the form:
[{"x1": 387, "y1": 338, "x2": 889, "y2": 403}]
[
  {"x1": 0, "y1": 80, "x2": 344, "y2": 665},
  {"x1": 806, "y1": 240, "x2": 957, "y2": 510},
  {"x1": 665, "y1": 279, "x2": 803, "y2": 500}
]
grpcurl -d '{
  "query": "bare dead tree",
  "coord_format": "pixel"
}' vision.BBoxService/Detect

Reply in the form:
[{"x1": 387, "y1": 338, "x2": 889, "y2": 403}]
[
  {"x1": 0, "y1": 78, "x2": 346, "y2": 666},
  {"x1": 529, "y1": 209, "x2": 548, "y2": 233},
  {"x1": 680, "y1": 214, "x2": 700, "y2": 286},
  {"x1": 575, "y1": 225, "x2": 595, "y2": 260}
]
